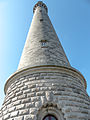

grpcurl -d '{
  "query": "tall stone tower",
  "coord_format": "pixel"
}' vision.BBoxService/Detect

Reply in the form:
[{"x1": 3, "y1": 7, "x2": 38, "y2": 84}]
[{"x1": 0, "y1": 1, "x2": 90, "y2": 120}]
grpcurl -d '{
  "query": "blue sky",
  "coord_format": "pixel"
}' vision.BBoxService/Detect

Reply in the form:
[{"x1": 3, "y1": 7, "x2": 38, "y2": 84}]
[{"x1": 0, "y1": 0, "x2": 90, "y2": 107}]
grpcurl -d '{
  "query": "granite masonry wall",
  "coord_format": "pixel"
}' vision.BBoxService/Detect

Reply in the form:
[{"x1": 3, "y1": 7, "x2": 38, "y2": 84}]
[
  {"x1": 18, "y1": 3, "x2": 70, "y2": 70},
  {"x1": 0, "y1": 66, "x2": 90, "y2": 120}
]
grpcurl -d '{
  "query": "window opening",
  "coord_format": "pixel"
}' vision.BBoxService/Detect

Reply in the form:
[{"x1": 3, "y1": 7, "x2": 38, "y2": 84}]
[
  {"x1": 40, "y1": 19, "x2": 43, "y2": 22},
  {"x1": 42, "y1": 42, "x2": 46, "y2": 46},
  {"x1": 40, "y1": 40, "x2": 47, "y2": 47},
  {"x1": 43, "y1": 115, "x2": 57, "y2": 120}
]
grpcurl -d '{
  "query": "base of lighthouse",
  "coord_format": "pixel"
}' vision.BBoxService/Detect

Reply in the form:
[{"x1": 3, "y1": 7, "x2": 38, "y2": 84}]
[{"x1": 1, "y1": 65, "x2": 89, "y2": 120}]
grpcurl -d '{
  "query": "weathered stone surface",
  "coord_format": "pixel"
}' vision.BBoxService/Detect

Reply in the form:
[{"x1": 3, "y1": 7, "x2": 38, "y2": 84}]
[
  {"x1": 3, "y1": 109, "x2": 8, "y2": 115},
  {"x1": 36, "y1": 91, "x2": 45, "y2": 96},
  {"x1": 19, "y1": 109, "x2": 29, "y2": 115},
  {"x1": 14, "y1": 116, "x2": 24, "y2": 120},
  {"x1": 22, "y1": 98, "x2": 31, "y2": 104},
  {"x1": 1, "y1": 68, "x2": 90, "y2": 119},
  {"x1": 31, "y1": 115, "x2": 36, "y2": 120},
  {"x1": 35, "y1": 101, "x2": 42, "y2": 108},
  {"x1": 24, "y1": 115, "x2": 32, "y2": 120},
  {"x1": 0, "y1": 1, "x2": 90, "y2": 120},
  {"x1": 12, "y1": 97, "x2": 18, "y2": 102},
  {"x1": 27, "y1": 93, "x2": 35, "y2": 97},
  {"x1": 46, "y1": 91, "x2": 53, "y2": 102},
  {"x1": 9, "y1": 106, "x2": 16, "y2": 112},
  {"x1": 13, "y1": 100, "x2": 21, "y2": 106},
  {"x1": 18, "y1": 0, "x2": 70, "y2": 70},
  {"x1": 3, "y1": 113, "x2": 10, "y2": 119},
  {"x1": 41, "y1": 96, "x2": 47, "y2": 104},
  {"x1": 31, "y1": 97, "x2": 40, "y2": 102},
  {"x1": 16, "y1": 104, "x2": 25, "y2": 110},
  {"x1": 10, "y1": 111, "x2": 19, "y2": 117},
  {"x1": 25, "y1": 103, "x2": 35, "y2": 108},
  {"x1": 18, "y1": 94, "x2": 27, "y2": 99}
]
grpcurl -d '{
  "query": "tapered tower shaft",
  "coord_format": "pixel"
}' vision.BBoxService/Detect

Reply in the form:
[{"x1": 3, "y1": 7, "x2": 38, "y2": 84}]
[{"x1": 18, "y1": 1, "x2": 70, "y2": 70}]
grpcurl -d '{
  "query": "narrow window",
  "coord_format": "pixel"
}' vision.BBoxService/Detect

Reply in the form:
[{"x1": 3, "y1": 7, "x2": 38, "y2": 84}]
[
  {"x1": 42, "y1": 42, "x2": 46, "y2": 46},
  {"x1": 40, "y1": 19, "x2": 43, "y2": 22},
  {"x1": 40, "y1": 40, "x2": 47, "y2": 47}
]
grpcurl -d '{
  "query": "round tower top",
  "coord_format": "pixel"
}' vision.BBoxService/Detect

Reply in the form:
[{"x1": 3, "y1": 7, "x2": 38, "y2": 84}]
[{"x1": 33, "y1": 1, "x2": 48, "y2": 13}]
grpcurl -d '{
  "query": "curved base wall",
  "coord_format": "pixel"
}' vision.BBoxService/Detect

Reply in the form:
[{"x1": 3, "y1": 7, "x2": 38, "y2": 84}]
[{"x1": 0, "y1": 66, "x2": 90, "y2": 120}]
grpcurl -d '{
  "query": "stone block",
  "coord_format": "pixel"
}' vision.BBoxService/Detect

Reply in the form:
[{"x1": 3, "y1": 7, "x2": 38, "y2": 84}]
[
  {"x1": 16, "y1": 82, "x2": 21, "y2": 86},
  {"x1": 22, "y1": 98, "x2": 31, "y2": 104},
  {"x1": 46, "y1": 91, "x2": 53, "y2": 102},
  {"x1": 14, "y1": 116, "x2": 24, "y2": 120},
  {"x1": 27, "y1": 93, "x2": 35, "y2": 97},
  {"x1": 1, "y1": 106, "x2": 6, "y2": 111},
  {"x1": 35, "y1": 101, "x2": 42, "y2": 108},
  {"x1": 40, "y1": 73, "x2": 47, "y2": 76},
  {"x1": 9, "y1": 93, "x2": 15, "y2": 99},
  {"x1": 41, "y1": 96, "x2": 47, "y2": 104},
  {"x1": 19, "y1": 109, "x2": 29, "y2": 115},
  {"x1": 36, "y1": 91, "x2": 45, "y2": 96},
  {"x1": 7, "y1": 103, "x2": 13, "y2": 109},
  {"x1": 18, "y1": 83, "x2": 24, "y2": 88},
  {"x1": 31, "y1": 88, "x2": 40, "y2": 92},
  {"x1": 18, "y1": 94, "x2": 27, "y2": 99},
  {"x1": 25, "y1": 102, "x2": 35, "y2": 108},
  {"x1": 30, "y1": 108, "x2": 37, "y2": 114},
  {"x1": 28, "y1": 84, "x2": 36, "y2": 88},
  {"x1": 36, "y1": 76, "x2": 44, "y2": 80},
  {"x1": 16, "y1": 104, "x2": 25, "y2": 110},
  {"x1": 22, "y1": 78, "x2": 28, "y2": 83},
  {"x1": 14, "y1": 88, "x2": 20, "y2": 93},
  {"x1": 16, "y1": 91, "x2": 23, "y2": 96},
  {"x1": 9, "y1": 106, "x2": 16, "y2": 112},
  {"x1": 3, "y1": 113, "x2": 10, "y2": 119},
  {"x1": 5, "y1": 100, "x2": 11, "y2": 105},
  {"x1": 10, "y1": 111, "x2": 19, "y2": 117},
  {"x1": 36, "y1": 83, "x2": 44, "y2": 87},
  {"x1": 13, "y1": 100, "x2": 21, "y2": 106},
  {"x1": 24, "y1": 115, "x2": 32, "y2": 120},
  {"x1": 40, "y1": 87, "x2": 48, "y2": 91},
  {"x1": 3, "y1": 110, "x2": 7, "y2": 115},
  {"x1": 12, "y1": 97, "x2": 18, "y2": 102},
  {"x1": 19, "y1": 77, "x2": 25, "y2": 81},
  {"x1": 31, "y1": 115, "x2": 36, "y2": 120},
  {"x1": 31, "y1": 97, "x2": 40, "y2": 102},
  {"x1": 29, "y1": 77, "x2": 35, "y2": 81},
  {"x1": 20, "y1": 86, "x2": 28, "y2": 91},
  {"x1": 23, "y1": 89, "x2": 31, "y2": 94}
]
